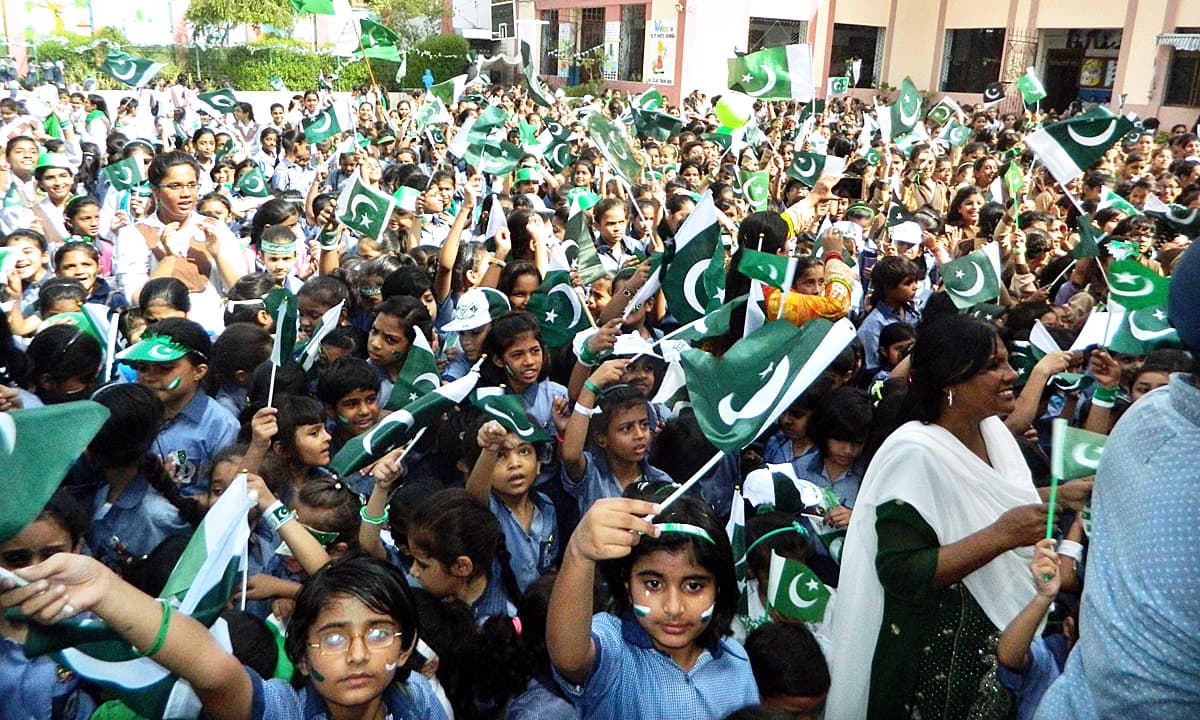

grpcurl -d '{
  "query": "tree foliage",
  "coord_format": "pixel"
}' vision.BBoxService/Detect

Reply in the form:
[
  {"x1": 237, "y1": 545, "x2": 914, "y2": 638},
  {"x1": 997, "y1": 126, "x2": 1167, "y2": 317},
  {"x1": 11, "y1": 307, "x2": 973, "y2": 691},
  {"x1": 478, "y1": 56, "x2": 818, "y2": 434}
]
[
  {"x1": 186, "y1": 0, "x2": 296, "y2": 45},
  {"x1": 360, "y1": 0, "x2": 447, "y2": 46}
]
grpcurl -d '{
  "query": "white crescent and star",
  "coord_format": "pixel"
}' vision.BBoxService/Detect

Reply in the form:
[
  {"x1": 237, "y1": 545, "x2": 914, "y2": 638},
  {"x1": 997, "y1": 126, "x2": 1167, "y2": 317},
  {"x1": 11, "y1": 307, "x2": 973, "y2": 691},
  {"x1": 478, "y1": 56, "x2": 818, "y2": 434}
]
[
  {"x1": 787, "y1": 574, "x2": 819, "y2": 610},
  {"x1": 1110, "y1": 271, "x2": 1154, "y2": 299},
  {"x1": 744, "y1": 65, "x2": 778, "y2": 98},
  {"x1": 411, "y1": 372, "x2": 440, "y2": 392},
  {"x1": 717, "y1": 357, "x2": 791, "y2": 424},
  {"x1": 548, "y1": 285, "x2": 582, "y2": 328},
  {"x1": 952, "y1": 261, "x2": 987, "y2": 298},
  {"x1": 350, "y1": 193, "x2": 381, "y2": 223},
  {"x1": 682, "y1": 259, "x2": 711, "y2": 315},
  {"x1": 1066, "y1": 119, "x2": 1119, "y2": 148},
  {"x1": 111, "y1": 59, "x2": 138, "y2": 82},
  {"x1": 361, "y1": 409, "x2": 414, "y2": 455},
  {"x1": 1128, "y1": 309, "x2": 1177, "y2": 342},
  {"x1": 1069, "y1": 444, "x2": 1103, "y2": 470},
  {"x1": 897, "y1": 93, "x2": 920, "y2": 128},
  {"x1": 308, "y1": 112, "x2": 333, "y2": 136}
]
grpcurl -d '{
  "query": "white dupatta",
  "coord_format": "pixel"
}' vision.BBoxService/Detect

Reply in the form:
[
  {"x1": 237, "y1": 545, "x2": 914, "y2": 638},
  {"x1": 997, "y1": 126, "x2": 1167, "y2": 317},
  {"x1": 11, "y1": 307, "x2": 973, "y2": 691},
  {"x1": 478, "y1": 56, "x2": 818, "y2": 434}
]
[{"x1": 825, "y1": 417, "x2": 1041, "y2": 720}]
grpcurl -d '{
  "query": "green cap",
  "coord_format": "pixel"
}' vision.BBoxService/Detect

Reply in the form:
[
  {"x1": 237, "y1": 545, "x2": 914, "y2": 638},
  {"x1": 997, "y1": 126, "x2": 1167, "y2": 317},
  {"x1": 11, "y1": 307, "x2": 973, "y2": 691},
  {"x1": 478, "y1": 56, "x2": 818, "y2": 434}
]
[
  {"x1": 34, "y1": 151, "x2": 73, "y2": 177},
  {"x1": 393, "y1": 185, "x2": 422, "y2": 213},
  {"x1": 515, "y1": 166, "x2": 541, "y2": 184},
  {"x1": 566, "y1": 187, "x2": 601, "y2": 211},
  {"x1": 116, "y1": 333, "x2": 191, "y2": 363}
]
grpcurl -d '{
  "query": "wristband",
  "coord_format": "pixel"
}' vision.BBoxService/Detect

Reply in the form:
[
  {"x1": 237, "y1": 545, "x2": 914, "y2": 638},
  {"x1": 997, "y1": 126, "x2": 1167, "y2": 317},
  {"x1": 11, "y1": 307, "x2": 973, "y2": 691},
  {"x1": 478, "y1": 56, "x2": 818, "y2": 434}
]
[
  {"x1": 577, "y1": 344, "x2": 601, "y2": 367},
  {"x1": 1092, "y1": 384, "x2": 1118, "y2": 408},
  {"x1": 574, "y1": 402, "x2": 597, "y2": 417},
  {"x1": 823, "y1": 251, "x2": 841, "y2": 264},
  {"x1": 135, "y1": 599, "x2": 172, "y2": 658},
  {"x1": 583, "y1": 379, "x2": 603, "y2": 396},
  {"x1": 490, "y1": 258, "x2": 507, "y2": 268},
  {"x1": 360, "y1": 505, "x2": 389, "y2": 525},
  {"x1": 1058, "y1": 539, "x2": 1084, "y2": 564},
  {"x1": 264, "y1": 500, "x2": 297, "y2": 532}
]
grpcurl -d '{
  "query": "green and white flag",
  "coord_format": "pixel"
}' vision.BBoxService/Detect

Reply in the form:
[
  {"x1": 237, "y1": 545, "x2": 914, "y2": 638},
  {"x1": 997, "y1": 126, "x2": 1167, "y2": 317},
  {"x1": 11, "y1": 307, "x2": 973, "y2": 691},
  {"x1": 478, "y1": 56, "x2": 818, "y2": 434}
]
[
  {"x1": 429, "y1": 74, "x2": 468, "y2": 108},
  {"x1": 982, "y1": 81, "x2": 1005, "y2": 107},
  {"x1": 565, "y1": 197, "x2": 606, "y2": 284},
  {"x1": 658, "y1": 295, "x2": 748, "y2": 346},
  {"x1": 630, "y1": 106, "x2": 684, "y2": 142},
  {"x1": 827, "y1": 76, "x2": 850, "y2": 96},
  {"x1": 1024, "y1": 106, "x2": 1137, "y2": 186},
  {"x1": 767, "y1": 550, "x2": 832, "y2": 622},
  {"x1": 680, "y1": 318, "x2": 856, "y2": 453},
  {"x1": 1144, "y1": 193, "x2": 1200, "y2": 238},
  {"x1": 299, "y1": 300, "x2": 345, "y2": 372},
  {"x1": 877, "y1": 76, "x2": 922, "y2": 140},
  {"x1": 661, "y1": 191, "x2": 724, "y2": 324},
  {"x1": 635, "y1": 87, "x2": 664, "y2": 110},
  {"x1": 926, "y1": 96, "x2": 962, "y2": 125},
  {"x1": 101, "y1": 156, "x2": 144, "y2": 191},
  {"x1": 471, "y1": 387, "x2": 553, "y2": 442},
  {"x1": 520, "y1": 41, "x2": 556, "y2": 108},
  {"x1": 1106, "y1": 260, "x2": 1169, "y2": 310},
  {"x1": 198, "y1": 88, "x2": 239, "y2": 115},
  {"x1": 1107, "y1": 303, "x2": 1180, "y2": 355},
  {"x1": 290, "y1": 0, "x2": 336, "y2": 13},
  {"x1": 741, "y1": 462, "x2": 825, "y2": 513},
  {"x1": 727, "y1": 44, "x2": 814, "y2": 101},
  {"x1": 939, "y1": 118, "x2": 971, "y2": 147},
  {"x1": 1050, "y1": 418, "x2": 1106, "y2": 481},
  {"x1": 526, "y1": 270, "x2": 593, "y2": 349},
  {"x1": 726, "y1": 487, "x2": 750, "y2": 615},
  {"x1": 941, "y1": 243, "x2": 1003, "y2": 309},
  {"x1": 1098, "y1": 187, "x2": 1141, "y2": 216},
  {"x1": 1072, "y1": 216, "x2": 1103, "y2": 259},
  {"x1": 235, "y1": 166, "x2": 272, "y2": 198},
  {"x1": 415, "y1": 96, "x2": 451, "y2": 129},
  {"x1": 737, "y1": 248, "x2": 793, "y2": 292},
  {"x1": 529, "y1": 121, "x2": 575, "y2": 172},
  {"x1": 265, "y1": 288, "x2": 298, "y2": 366},
  {"x1": 332, "y1": 361, "x2": 482, "y2": 475},
  {"x1": 25, "y1": 474, "x2": 253, "y2": 720},
  {"x1": 1016, "y1": 67, "x2": 1048, "y2": 104},
  {"x1": 99, "y1": 49, "x2": 163, "y2": 88},
  {"x1": 587, "y1": 112, "x2": 644, "y2": 184},
  {"x1": 336, "y1": 174, "x2": 396, "y2": 239},
  {"x1": 354, "y1": 18, "x2": 403, "y2": 62},
  {"x1": 302, "y1": 103, "x2": 354, "y2": 143},
  {"x1": 738, "y1": 169, "x2": 771, "y2": 211},
  {"x1": 787, "y1": 151, "x2": 846, "y2": 188},
  {"x1": 387, "y1": 330, "x2": 440, "y2": 410},
  {"x1": 462, "y1": 140, "x2": 524, "y2": 175}
]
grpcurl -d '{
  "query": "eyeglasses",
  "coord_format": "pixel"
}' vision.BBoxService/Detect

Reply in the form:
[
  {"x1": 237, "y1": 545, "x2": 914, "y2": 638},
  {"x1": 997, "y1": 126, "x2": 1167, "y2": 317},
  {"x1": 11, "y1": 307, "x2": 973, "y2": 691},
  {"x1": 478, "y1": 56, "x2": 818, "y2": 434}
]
[
  {"x1": 308, "y1": 626, "x2": 404, "y2": 655},
  {"x1": 156, "y1": 182, "x2": 200, "y2": 194}
]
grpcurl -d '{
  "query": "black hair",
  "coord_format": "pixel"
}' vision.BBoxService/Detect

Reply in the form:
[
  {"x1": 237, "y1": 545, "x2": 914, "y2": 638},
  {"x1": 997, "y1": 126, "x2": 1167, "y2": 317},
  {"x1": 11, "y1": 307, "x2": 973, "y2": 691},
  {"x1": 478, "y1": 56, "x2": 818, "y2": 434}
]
[
  {"x1": 147, "y1": 317, "x2": 211, "y2": 365},
  {"x1": 506, "y1": 209, "x2": 541, "y2": 264},
  {"x1": 222, "y1": 610, "x2": 280, "y2": 680},
  {"x1": 272, "y1": 393, "x2": 327, "y2": 465},
  {"x1": 723, "y1": 212, "x2": 792, "y2": 343},
  {"x1": 381, "y1": 265, "x2": 433, "y2": 301},
  {"x1": 480, "y1": 311, "x2": 548, "y2": 388},
  {"x1": 125, "y1": 531, "x2": 194, "y2": 595},
  {"x1": 868, "y1": 256, "x2": 920, "y2": 308},
  {"x1": 243, "y1": 360, "x2": 309, "y2": 424},
  {"x1": 745, "y1": 622, "x2": 830, "y2": 699},
  {"x1": 138, "y1": 277, "x2": 192, "y2": 314},
  {"x1": 902, "y1": 315, "x2": 1002, "y2": 424},
  {"x1": 224, "y1": 273, "x2": 277, "y2": 325},
  {"x1": 3, "y1": 227, "x2": 47, "y2": 252},
  {"x1": 372, "y1": 295, "x2": 432, "y2": 348},
  {"x1": 298, "y1": 275, "x2": 352, "y2": 310},
  {"x1": 64, "y1": 195, "x2": 100, "y2": 225},
  {"x1": 204, "y1": 323, "x2": 271, "y2": 396},
  {"x1": 600, "y1": 494, "x2": 737, "y2": 647},
  {"x1": 316, "y1": 356, "x2": 381, "y2": 407},
  {"x1": 588, "y1": 383, "x2": 649, "y2": 440},
  {"x1": 259, "y1": 224, "x2": 299, "y2": 254},
  {"x1": 946, "y1": 185, "x2": 984, "y2": 225},
  {"x1": 31, "y1": 489, "x2": 91, "y2": 548},
  {"x1": 807, "y1": 386, "x2": 873, "y2": 455},
  {"x1": 721, "y1": 707, "x2": 797, "y2": 720},
  {"x1": 147, "y1": 150, "x2": 201, "y2": 187},
  {"x1": 497, "y1": 261, "x2": 541, "y2": 299},
  {"x1": 285, "y1": 555, "x2": 419, "y2": 687},
  {"x1": 25, "y1": 323, "x2": 101, "y2": 389},
  {"x1": 466, "y1": 575, "x2": 559, "y2": 709},
  {"x1": 53, "y1": 240, "x2": 100, "y2": 270},
  {"x1": 295, "y1": 475, "x2": 362, "y2": 547},
  {"x1": 36, "y1": 277, "x2": 87, "y2": 316},
  {"x1": 249, "y1": 198, "x2": 302, "y2": 244},
  {"x1": 744, "y1": 511, "x2": 810, "y2": 582},
  {"x1": 877, "y1": 322, "x2": 917, "y2": 362}
]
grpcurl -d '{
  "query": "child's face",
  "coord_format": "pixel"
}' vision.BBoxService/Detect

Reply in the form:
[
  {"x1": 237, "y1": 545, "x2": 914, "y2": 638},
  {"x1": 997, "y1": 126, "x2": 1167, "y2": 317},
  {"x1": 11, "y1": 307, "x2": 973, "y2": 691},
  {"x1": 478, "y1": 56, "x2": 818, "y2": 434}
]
[
  {"x1": 408, "y1": 544, "x2": 462, "y2": 599},
  {"x1": 490, "y1": 433, "x2": 540, "y2": 499},
  {"x1": 7, "y1": 239, "x2": 46, "y2": 282},
  {"x1": 597, "y1": 403, "x2": 651, "y2": 464},
  {"x1": 0, "y1": 516, "x2": 76, "y2": 570},
  {"x1": 262, "y1": 251, "x2": 296, "y2": 284},
  {"x1": 587, "y1": 279, "x2": 612, "y2": 315},
  {"x1": 335, "y1": 388, "x2": 381, "y2": 437},
  {"x1": 882, "y1": 339, "x2": 914, "y2": 368},
  {"x1": 887, "y1": 277, "x2": 918, "y2": 305},
  {"x1": 292, "y1": 422, "x2": 332, "y2": 467},
  {"x1": 627, "y1": 547, "x2": 717, "y2": 664},
  {"x1": 67, "y1": 205, "x2": 101, "y2": 239},
  {"x1": 134, "y1": 358, "x2": 203, "y2": 405},
  {"x1": 826, "y1": 438, "x2": 864, "y2": 468},
  {"x1": 367, "y1": 313, "x2": 411, "y2": 370},
  {"x1": 301, "y1": 593, "x2": 412, "y2": 708},
  {"x1": 795, "y1": 266, "x2": 824, "y2": 296},
  {"x1": 298, "y1": 296, "x2": 333, "y2": 338},
  {"x1": 507, "y1": 273, "x2": 539, "y2": 311},
  {"x1": 356, "y1": 237, "x2": 381, "y2": 261},
  {"x1": 596, "y1": 207, "x2": 628, "y2": 246},
  {"x1": 143, "y1": 299, "x2": 187, "y2": 324},
  {"x1": 778, "y1": 406, "x2": 808, "y2": 440},
  {"x1": 497, "y1": 331, "x2": 543, "y2": 391},
  {"x1": 199, "y1": 199, "x2": 230, "y2": 225},
  {"x1": 458, "y1": 324, "x2": 488, "y2": 361},
  {"x1": 1131, "y1": 370, "x2": 1170, "y2": 403},
  {"x1": 620, "y1": 357, "x2": 659, "y2": 398},
  {"x1": 213, "y1": 166, "x2": 234, "y2": 185}
]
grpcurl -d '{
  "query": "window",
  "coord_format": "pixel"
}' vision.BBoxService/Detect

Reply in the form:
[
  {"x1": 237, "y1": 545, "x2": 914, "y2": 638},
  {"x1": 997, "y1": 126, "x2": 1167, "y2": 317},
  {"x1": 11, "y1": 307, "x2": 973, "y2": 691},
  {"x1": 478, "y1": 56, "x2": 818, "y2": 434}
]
[
  {"x1": 747, "y1": 17, "x2": 806, "y2": 51},
  {"x1": 579, "y1": 7, "x2": 606, "y2": 82},
  {"x1": 619, "y1": 4, "x2": 646, "y2": 82},
  {"x1": 941, "y1": 28, "x2": 1005, "y2": 92},
  {"x1": 830, "y1": 24, "x2": 883, "y2": 88},
  {"x1": 540, "y1": 10, "x2": 559, "y2": 76},
  {"x1": 1165, "y1": 28, "x2": 1200, "y2": 106},
  {"x1": 492, "y1": 1, "x2": 514, "y2": 38}
]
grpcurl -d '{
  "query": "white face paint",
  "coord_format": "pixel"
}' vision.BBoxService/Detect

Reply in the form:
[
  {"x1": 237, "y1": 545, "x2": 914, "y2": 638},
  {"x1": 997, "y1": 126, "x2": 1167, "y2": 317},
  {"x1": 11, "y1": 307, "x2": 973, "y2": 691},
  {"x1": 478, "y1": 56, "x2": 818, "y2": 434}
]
[
  {"x1": 633, "y1": 604, "x2": 651, "y2": 618},
  {"x1": 384, "y1": 662, "x2": 398, "y2": 672},
  {"x1": 699, "y1": 604, "x2": 714, "y2": 622}
]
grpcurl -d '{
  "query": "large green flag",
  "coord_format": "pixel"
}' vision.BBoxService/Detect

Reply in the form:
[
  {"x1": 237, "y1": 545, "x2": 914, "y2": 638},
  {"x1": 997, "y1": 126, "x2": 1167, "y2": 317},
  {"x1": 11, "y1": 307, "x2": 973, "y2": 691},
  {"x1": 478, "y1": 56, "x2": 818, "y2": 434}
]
[
  {"x1": 198, "y1": 88, "x2": 239, "y2": 115},
  {"x1": 941, "y1": 244, "x2": 1002, "y2": 309},
  {"x1": 1050, "y1": 418, "x2": 1106, "y2": 481},
  {"x1": 429, "y1": 75, "x2": 467, "y2": 108},
  {"x1": 1016, "y1": 67, "x2": 1047, "y2": 104},
  {"x1": 878, "y1": 76, "x2": 922, "y2": 140},
  {"x1": 528, "y1": 121, "x2": 575, "y2": 171},
  {"x1": 1024, "y1": 106, "x2": 1137, "y2": 186},
  {"x1": 526, "y1": 270, "x2": 593, "y2": 349},
  {"x1": 587, "y1": 112, "x2": 644, "y2": 184},
  {"x1": 101, "y1": 156, "x2": 145, "y2": 191},
  {"x1": 332, "y1": 363, "x2": 482, "y2": 475},
  {"x1": 658, "y1": 295, "x2": 748, "y2": 345},
  {"x1": 462, "y1": 141, "x2": 524, "y2": 175},
  {"x1": 565, "y1": 197, "x2": 606, "y2": 285},
  {"x1": 265, "y1": 288, "x2": 298, "y2": 366},
  {"x1": 680, "y1": 318, "x2": 856, "y2": 453},
  {"x1": 737, "y1": 248, "x2": 792, "y2": 291},
  {"x1": 1106, "y1": 260, "x2": 1168, "y2": 310},
  {"x1": 99, "y1": 49, "x2": 163, "y2": 88},
  {"x1": 1144, "y1": 194, "x2": 1200, "y2": 238},
  {"x1": 387, "y1": 330, "x2": 440, "y2": 410},
  {"x1": 630, "y1": 106, "x2": 684, "y2": 142},
  {"x1": 415, "y1": 96, "x2": 451, "y2": 129},
  {"x1": 939, "y1": 118, "x2": 971, "y2": 147},
  {"x1": 354, "y1": 18, "x2": 402, "y2": 62},
  {"x1": 727, "y1": 44, "x2": 814, "y2": 101},
  {"x1": 767, "y1": 550, "x2": 832, "y2": 622},
  {"x1": 302, "y1": 103, "x2": 352, "y2": 143},
  {"x1": 471, "y1": 387, "x2": 553, "y2": 442},
  {"x1": 335, "y1": 174, "x2": 396, "y2": 239},
  {"x1": 235, "y1": 166, "x2": 272, "y2": 198},
  {"x1": 661, "y1": 191, "x2": 723, "y2": 324},
  {"x1": 1107, "y1": 303, "x2": 1180, "y2": 355},
  {"x1": 787, "y1": 151, "x2": 846, "y2": 188},
  {"x1": 290, "y1": 0, "x2": 335, "y2": 13}
]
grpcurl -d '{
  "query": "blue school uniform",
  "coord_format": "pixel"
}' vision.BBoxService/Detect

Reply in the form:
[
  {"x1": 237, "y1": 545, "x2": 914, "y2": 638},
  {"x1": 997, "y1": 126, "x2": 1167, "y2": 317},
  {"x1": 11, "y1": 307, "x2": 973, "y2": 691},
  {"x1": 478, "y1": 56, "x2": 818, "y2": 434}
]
[
  {"x1": 88, "y1": 473, "x2": 190, "y2": 568},
  {"x1": 562, "y1": 448, "x2": 674, "y2": 515},
  {"x1": 248, "y1": 666, "x2": 448, "y2": 720},
  {"x1": 794, "y1": 451, "x2": 864, "y2": 509},
  {"x1": 857, "y1": 302, "x2": 919, "y2": 375},
  {"x1": 507, "y1": 678, "x2": 579, "y2": 720},
  {"x1": 520, "y1": 380, "x2": 569, "y2": 487},
  {"x1": 761, "y1": 430, "x2": 819, "y2": 480},
  {"x1": 997, "y1": 634, "x2": 1069, "y2": 720},
  {"x1": 0, "y1": 637, "x2": 96, "y2": 720},
  {"x1": 489, "y1": 492, "x2": 558, "y2": 593},
  {"x1": 153, "y1": 391, "x2": 239, "y2": 496},
  {"x1": 472, "y1": 561, "x2": 518, "y2": 623},
  {"x1": 214, "y1": 381, "x2": 249, "y2": 418},
  {"x1": 554, "y1": 613, "x2": 758, "y2": 720}
]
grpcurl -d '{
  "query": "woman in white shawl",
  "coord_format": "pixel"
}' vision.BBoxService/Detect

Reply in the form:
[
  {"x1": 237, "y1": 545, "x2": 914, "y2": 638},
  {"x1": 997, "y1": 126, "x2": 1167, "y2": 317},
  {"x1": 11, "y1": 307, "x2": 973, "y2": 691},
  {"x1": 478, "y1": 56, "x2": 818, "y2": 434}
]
[{"x1": 826, "y1": 315, "x2": 1050, "y2": 720}]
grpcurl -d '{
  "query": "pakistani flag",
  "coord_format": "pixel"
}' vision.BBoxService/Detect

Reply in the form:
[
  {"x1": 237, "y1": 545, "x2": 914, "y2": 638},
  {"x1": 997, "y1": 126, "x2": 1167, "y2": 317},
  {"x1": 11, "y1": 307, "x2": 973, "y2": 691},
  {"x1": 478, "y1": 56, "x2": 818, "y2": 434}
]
[
  {"x1": 659, "y1": 295, "x2": 748, "y2": 346},
  {"x1": 877, "y1": 76, "x2": 922, "y2": 140},
  {"x1": 741, "y1": 462, "x2": 825, "y2": 513},
  {"x1": 738, "y1": 169, "x2": 770, "y2": 211},
  {"x1": 529, "y1": 121, "x2": 575, "y2": 172},
  {"x1": 727, "y1": 44, "x2": 814, "y2": 101},
  {"x1": 939, "y1": 118, "x2": 971, "y2": 147},
  {"x1": 1107, "y1": 303, "x2": 1180, "y2": 355},
  {"x1": 299, "y1": 300, "x2": 345, "y2": 371},
  {"x1": 680, "y1": 318, "x2": 856, "y2": 453},
  {"x1": 726, "y1": 487, "x2": 749, "y2": 615},
  {"x1": 827, "y1": 76, "x2": 850, "y2": 96},
  {"x1": 1003, "y1": 161, "x2": 1025, "y2": 212},
  {"x1": 235, "y1": 166, "x2": 272, "y2": 198},
  {"x1": 1098, "y1": 187, "x2": 1141, "y2": 216},
  {"x1": 332, "y1": 362, "x2": 482, "y2": 475},
  {"x1": 198, "y1": 88, "x2": 238, "y2": 115},
  {"x1": 926, "y1": 96, "x2": 961, "y2": 126},
  {"x1": 767, "y1": 550, "x2": 831, "y2": 622},
  {"x1": 336, "y1": 174, "x2": 396, "y2": 239},
  {"x1": 636, "y1": 88, "x2": 664, "y2": 110},
  {"x1": 265, "y1": 288, "x2": 298, "y2": 366},
  {"x1": 1106, "y1": 260, "x2": 1168, "y2": 310},
  {"x1": 463, "y1": 140, "x2": 524, "y2": 175},
  {"x1": 472, "y1": 387, "x2": 553, "y2": 442},
  {"x1": 429, "y1": 74, "x2": 467, "y2": 108},
  {"x1": 941, "y1": 243, "x2": 1003, "y2": 309},
  {"x1": 662, "y1": 191, "x2": 724, "y2": 324},
  {"x1": 1050, "y1": 418, "x2": 1106, "y2": 481},
  {"x1": 101, "y1": 156, "x2": 144, "y2": 191},
  {"x1": 982, "y1": 81, "x2": 1005, "y2": 107},
  {"x1": 416, "y1": 96, "x2": 451, "y2": 130},
  {"x1": 1072, "y1": 216, "x2": 1103, "y2": 259},
  {"x1": 354, "y1": 18, "x2": 403, "y2": 62},
  {"x1": 520, "y1": 41, "x2": 556, "y2": 108},
  {"x1": 1144, "y1": 194, "x2": 1200, "y2": 238},
  {"x1": 99, "y1": 49, "x2": 163, "y2": 88},
  {"x1": 631, "y1": 106, "x2": 684, "y2": 142},
  {"x1": 1016, "y1": 67, "x2": 1047, "y2": 104},
  {"x1": 885, "y1": 193, "x2": 915, "y2": 227},
  {"x1": 387, "y1": 330, "x2": 440, "y2": 410},
  {"x1": 737, "y1": 248, "x2": 792, "y2": 291},
  {"x1": 25, "y1": 474, "x2": 253, "y2": 720},
  {"x1": 566, "y1": 199, "x2": 606, "y2": 284},
  {"x1": 1024, "y1": 106, "x2": 1137, "y2": 186},
  {"x1": 302, "y1": 103, "x2": 353, "y2": 143},
  {"x1": 787, "y1": 151, "x2": 846, "y2": 188},
  {"x1": 587, "y1": 112, "x2": 644, "y2": 183},
  {"x1": 526, "y1": 270, "x2": 593, "y2": 349},
  {"x1": 290, "y1": 0, "x2": 335, "y2": 12}
]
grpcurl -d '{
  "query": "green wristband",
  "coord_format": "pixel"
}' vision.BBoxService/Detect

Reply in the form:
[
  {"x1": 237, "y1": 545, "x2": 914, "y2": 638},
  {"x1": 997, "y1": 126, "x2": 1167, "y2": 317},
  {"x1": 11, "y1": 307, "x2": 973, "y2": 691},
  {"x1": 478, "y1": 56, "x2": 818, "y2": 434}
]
[
  {"x1": 1092, "y1": 384, "x2": 1119, "y2": 407},
  {"x1": 136, "y1": 599, "x2": 172, "y2": 658},
  {"x1": 360, "y1": 505, "x2": 389, "y2": 525},
  {"x1": 583, "y1": 379, "x2": 603, "y2": 396}
]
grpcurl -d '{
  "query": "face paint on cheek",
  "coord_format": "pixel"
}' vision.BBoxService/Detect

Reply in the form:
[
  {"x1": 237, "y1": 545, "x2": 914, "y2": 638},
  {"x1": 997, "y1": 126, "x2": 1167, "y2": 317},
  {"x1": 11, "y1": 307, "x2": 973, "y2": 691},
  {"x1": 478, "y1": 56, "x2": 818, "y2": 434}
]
[
  {"x1": 166, "y1": 376, "x2": 182, "y2": 391},
  {"x1": 384, "y1": 661, "x2": 397, "y2": 672},
  {"x1": 633, "y1": 604, "x2": 651, "y2": 618},
  {"x1": 699, "y1": 605, "x2": 714, "y2": 623},
  {"x1": 337, "y1": 414, "x2": 350, "y2": 424},
  {"x1": 309, "y1": 667, "x2": 326, "y2": 682}
]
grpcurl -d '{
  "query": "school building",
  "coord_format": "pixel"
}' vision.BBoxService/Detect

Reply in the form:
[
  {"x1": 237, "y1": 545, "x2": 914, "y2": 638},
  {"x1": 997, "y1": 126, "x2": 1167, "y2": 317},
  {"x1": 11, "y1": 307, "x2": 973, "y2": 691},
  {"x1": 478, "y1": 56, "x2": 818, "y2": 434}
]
[{"x1": 449, "y1": 0, "x2": 1200, "y2": 128}]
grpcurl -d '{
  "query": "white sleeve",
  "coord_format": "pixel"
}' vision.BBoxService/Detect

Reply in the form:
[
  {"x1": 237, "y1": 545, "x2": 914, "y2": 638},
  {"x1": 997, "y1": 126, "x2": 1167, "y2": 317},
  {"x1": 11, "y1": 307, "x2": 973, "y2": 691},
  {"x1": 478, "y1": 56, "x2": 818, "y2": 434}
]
[{"x1": 113, "y1": 226, "x2": 151, "y2": 298}]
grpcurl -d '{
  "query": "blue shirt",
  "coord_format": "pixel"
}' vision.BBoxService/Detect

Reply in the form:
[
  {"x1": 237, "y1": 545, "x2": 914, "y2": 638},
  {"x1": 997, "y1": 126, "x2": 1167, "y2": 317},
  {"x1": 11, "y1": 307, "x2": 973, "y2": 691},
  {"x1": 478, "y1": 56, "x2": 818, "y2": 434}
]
[
  {"x1": 153, "y1": 391, "x2": 239, "y2": 495},
  {"x1": 0, "y1": 636, "x2": 96, "y2": 720},
  {"x1": 249, "y1": 666, "x2": 448, "y2": 720},
  {"x1": 489, "y1": 492, "x2": 558, "y2": 593},
  {"x1": 554, "y1": 613, "x2": 758, "y2": 720},
  {"x1": 998, "y1": 634, "x2": 1067, "y2": 720},
  {"x1": 762, "y1": 430, "x2": 819, "y2": 480},
  {"x1": 563, "y1": 448, "x2": 675, "y2": 515},
  {"x1": 794, "y1": 450, "x2": 864, "y2": 509},
  {"x1": 88, "y1": 472, "x2": 190, "y2": 568},
  {"x1": 520, "y1": 380, "x2": 568, "y2": 487},
  {"x1": 473, "y1": 560, "x2": 518, "y2": 624},
  {"x1": 856, "y1": 302, "x2": 919, "y2": 373},
  {"x1": 1034, "y1": 374, "x2": 1200, "y2": 719},
  {"x1": 506, "y1": 678, "x2": 579, "y2": 720}
]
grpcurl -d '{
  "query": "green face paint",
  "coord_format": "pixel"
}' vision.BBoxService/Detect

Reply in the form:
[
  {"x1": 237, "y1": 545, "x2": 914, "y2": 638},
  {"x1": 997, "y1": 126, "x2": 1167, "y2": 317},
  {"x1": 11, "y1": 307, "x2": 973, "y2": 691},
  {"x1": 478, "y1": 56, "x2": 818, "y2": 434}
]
[
  {"x1": 700, "y1": 605, "x2": 714, "y2": 622},
  {"x1": 309, "y1": 667, "x2": 326, "y2": 682},
  {"x1": 337, "y1": 414, "x2": 350, "y2": 424},
  {"x1": 633, "y1": 604, "x2": 651, "y2": 618},
  {"x1": 165, "y1": 376, "x2": 182, "y2": 391}
]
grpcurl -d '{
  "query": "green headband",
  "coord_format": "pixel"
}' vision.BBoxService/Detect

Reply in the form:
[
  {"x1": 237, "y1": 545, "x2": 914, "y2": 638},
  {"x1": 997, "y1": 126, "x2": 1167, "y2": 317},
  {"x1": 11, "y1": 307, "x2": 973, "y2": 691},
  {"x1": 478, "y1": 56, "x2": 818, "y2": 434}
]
[
  {"x1": 260, "y1": 238, "x2": 298, "y2": 256},
  {"x1": 656, "y1": 522, "x2": 716, "y2": 545},
  {"x1": 741, "y1": 521, "x2": 808, "y2": 560}
]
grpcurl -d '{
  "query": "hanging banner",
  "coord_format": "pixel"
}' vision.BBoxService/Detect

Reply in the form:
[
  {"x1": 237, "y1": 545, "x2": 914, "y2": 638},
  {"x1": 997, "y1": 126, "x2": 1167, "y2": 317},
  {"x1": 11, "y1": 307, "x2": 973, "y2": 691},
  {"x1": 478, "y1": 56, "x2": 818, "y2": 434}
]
[
  {"x1": 558, "y1": 22, "x2": 574, "y2": 77},
  {"x1": 603, "y1": 21, "x2": 620, "y2": 79},
  {"x1": 647, "y1": 19, "x2": 676, "y2": 86}
]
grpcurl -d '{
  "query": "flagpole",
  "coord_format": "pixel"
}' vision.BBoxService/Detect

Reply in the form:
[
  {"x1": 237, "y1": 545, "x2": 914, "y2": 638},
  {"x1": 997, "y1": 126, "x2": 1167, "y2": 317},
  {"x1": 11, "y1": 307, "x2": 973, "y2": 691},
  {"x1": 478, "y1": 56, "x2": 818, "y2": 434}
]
[
  {"x1": 266, "y1": 363, "x2": 278, "y2": 409},
  {"x1": 645, "y1": 451, "x2": 724, "y2": 520},
  {"x1": 241, "y1": 477, "x2": 254, "y2": 611},
  {"x1": 352, "y1": 18, "x2": 380, "y2": 91}
]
